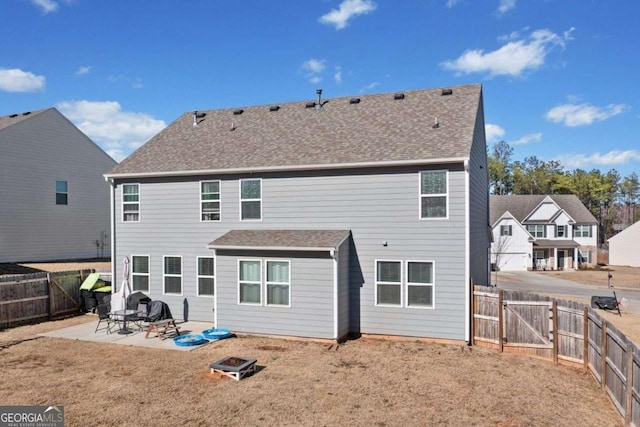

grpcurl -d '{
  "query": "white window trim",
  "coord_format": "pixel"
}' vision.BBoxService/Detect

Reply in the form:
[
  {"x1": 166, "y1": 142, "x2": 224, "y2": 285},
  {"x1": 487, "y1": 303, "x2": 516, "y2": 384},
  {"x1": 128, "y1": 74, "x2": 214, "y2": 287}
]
[
  {"x1": 405, "y1": 260, "x2": 435, "y2": 310},
  {"x1": 200, "y1": 180, "x2": 221, "y2": 222},
  {"x1": 121, "y1": 183, "x2": 140, "y2": 223},
  {"x1": 265, "y1": 259, "x2": 291, "y2": 307},
  {"x1": 239, "y1": 178, "x2": 262, "y2": 222},
  {"x1": 579, "y1": 249, "x2": 592, "y2": 264},
  {"x1": 527, "y1": 224, "x2": 546, "y2": 238},
  {"x1": 374, "y1": 259, "x2": 403, "y2": 307},
  {"x1": 556, "y1": 225, "x2": 567, "y2": 238},
  {"x1": 56, "y1": 180, "x2": 68, "y2": 205},
  {"x1": 196, "y1": 256, "x2": 215, "y2": 297},
  {"x1": 163, "y1": 255, "x2": 183, "y2": 296},
  {"x1": 575, "y1": 225, "x2": 592, "y2": 238},
  {"x1": 500, "y1": 225, "x2": 512, "y2": 236},
  {"x1": 131, "y1": 254, "x2": 151, "y2": 294},
  {"x1": 238, "y1": 259, "x2": 263, "y2": 305},
  {"x1": 418, "y1": 170, "x2": 449, "y2": 220}
]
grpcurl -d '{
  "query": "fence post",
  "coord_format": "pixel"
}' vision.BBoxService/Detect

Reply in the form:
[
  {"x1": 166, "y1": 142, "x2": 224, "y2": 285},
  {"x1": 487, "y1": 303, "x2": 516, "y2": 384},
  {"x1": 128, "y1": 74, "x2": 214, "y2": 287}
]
[
  {"x1": 583, "y1": 307, "x2": 589, "y2": 370},
  {"x1": 47, "y1": 273, "x2": 54, "y2": 321},
  {"x1": 601, "y1": 320, "x2": 608, "y2": 391},
  {"x1": 625, "y1": 340, "x2": 634, "y2": 426},
  {"x1": 498, "y1": 289, "x2": 504, "y2": 353},
  {"x1": 552, "y1": 299, "x2": 558, "y2": 364}
]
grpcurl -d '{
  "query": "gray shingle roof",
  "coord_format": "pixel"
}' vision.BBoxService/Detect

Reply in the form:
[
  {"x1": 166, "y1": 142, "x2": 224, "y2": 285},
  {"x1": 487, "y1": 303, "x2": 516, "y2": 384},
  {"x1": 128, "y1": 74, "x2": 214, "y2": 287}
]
[
  {"x1": 108, "y1": 84, "x2": 482, "y2": 177},
  {"x1": 0, "y1": 109, "x2": 49, "y2": 132},
  {"x1": 208, "y1": 230, "x2": 351, "y2": 251},
  {"x1": 490, "y1": 195, "x2": 597, "y2": 225}
]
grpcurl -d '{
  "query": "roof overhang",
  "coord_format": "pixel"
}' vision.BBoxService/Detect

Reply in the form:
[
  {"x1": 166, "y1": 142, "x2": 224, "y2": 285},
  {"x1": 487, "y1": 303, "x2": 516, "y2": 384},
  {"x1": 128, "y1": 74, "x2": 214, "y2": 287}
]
[
  {"x1": 105, "y1": 157, "x2": 468, "y2": 180},
  {"x1": 532, "y1": 239, "x2": 580, "y2": 248},
  {"x1": 207, "y1": 229, "x2": 351, "y2": 255}
]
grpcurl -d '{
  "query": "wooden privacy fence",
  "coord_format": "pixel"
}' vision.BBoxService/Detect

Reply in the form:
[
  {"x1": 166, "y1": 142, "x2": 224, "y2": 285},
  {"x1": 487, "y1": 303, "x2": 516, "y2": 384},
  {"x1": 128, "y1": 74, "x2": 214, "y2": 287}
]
[
  {"x1": 0, "y1": 270, "x2": 92, "y2": 328},
  {"x1": 473, "y1": 285, "x2": 640, "y2": 426}
]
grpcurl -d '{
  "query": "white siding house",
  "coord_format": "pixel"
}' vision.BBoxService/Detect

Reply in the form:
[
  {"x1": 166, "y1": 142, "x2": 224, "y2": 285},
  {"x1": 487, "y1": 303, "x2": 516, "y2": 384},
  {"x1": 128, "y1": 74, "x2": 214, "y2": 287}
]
[
  {"x1": 105, "y1": 84, "x2": 490, "y2": 342},
  {"x1": 608, "y1": 222, "x2": 640, "y2": 267},
  {"x1": 0, "y1": 108, "x2": 116, "y2": 262}
]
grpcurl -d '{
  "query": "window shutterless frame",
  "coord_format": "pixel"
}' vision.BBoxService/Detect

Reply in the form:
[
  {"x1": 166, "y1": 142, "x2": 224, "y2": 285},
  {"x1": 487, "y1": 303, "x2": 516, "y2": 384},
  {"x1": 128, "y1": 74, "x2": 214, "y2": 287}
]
[
  {"x1": 238, "y1": 259, "x2": 262, "y2": 305},
  {"x1": 55, "y1": 180, "x2": 68, "y2": 205},
  {"x1": 196, "y1": 256, "x2": 215, "y2": 297},
  {"x1": 239, "y1": 178, "x2": 262, "y2": 221},
  {"x1": 122, "y1": 183, "x2": 140, "y2": 222},
  {"x1": 162, "y1": 255, "x2": 183, "y2": 296},
  {"x1": 374, "y1": 260, "x2": 402, "y2": 307},
  {"x1": 200, "y1": 180, "x2": 221, "y2": 222},
  {"x1": 265, "y1": 259, "x2": 291, "y2": 307},
  {"x1": 405, "y1": 260, "x2": 435, "y2": 309},
  {"x1": 131, "y1": 254, "x2": 150, "y2": 293},
  {"x1": 419, "y1": 170, "x2": 448, "y2": 220}
]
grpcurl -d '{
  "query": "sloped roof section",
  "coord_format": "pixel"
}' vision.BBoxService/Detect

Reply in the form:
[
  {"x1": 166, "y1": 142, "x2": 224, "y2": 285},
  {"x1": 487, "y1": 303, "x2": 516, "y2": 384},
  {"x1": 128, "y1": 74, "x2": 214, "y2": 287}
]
[
  {"x1": 490, "y1": 195, "x2": 597, "y2": 225},
  {"x1": 0, "y1": 109, "x2": 50, "y2": 132},
  {"x1": 209, "y1": 230, "x2": 351, "y2": 251},
  {"x1": 108, "y1": 84, "x2": 482, "y2": 177}
]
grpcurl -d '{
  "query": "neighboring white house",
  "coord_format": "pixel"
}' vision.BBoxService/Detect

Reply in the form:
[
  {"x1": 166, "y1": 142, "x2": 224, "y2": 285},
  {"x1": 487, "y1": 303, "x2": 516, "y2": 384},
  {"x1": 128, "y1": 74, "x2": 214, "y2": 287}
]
[
  {"x1": 0, "y1": 108, "x2": 117, "y2": 262},
  {"x1": 608, "y1": 221, "x2": 640, "y2": 267},
  {"x1": 490, "y1": 195, "x2": 598, "y2": 271}
]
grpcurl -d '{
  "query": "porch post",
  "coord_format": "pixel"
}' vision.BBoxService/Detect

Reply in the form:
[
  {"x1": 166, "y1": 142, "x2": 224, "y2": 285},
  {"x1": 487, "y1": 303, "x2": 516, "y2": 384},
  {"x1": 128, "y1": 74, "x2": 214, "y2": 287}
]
[
  {"x1": 573, "y1": 247, "x2": 577, "y2": 270},
  {"x1": 553, "y1": 248, "x2": 557, "y2": 270}
]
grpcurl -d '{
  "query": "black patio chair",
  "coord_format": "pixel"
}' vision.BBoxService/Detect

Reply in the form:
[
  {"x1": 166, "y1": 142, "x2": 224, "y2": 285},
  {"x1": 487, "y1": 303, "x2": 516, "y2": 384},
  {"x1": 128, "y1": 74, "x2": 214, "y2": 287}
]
[
  {"x1": 129, "y1": 302, "x2": 150, "y2": 331},
  {"x1": 94, "y1": 304, "x2": 116, "y2": 334}
]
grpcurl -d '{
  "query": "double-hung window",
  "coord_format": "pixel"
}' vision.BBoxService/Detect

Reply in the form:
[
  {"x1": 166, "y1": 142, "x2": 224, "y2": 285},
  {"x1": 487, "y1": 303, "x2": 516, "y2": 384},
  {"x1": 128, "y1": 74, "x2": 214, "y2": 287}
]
[
  {"x1": 266, "y1": 261, "x2": 290, "y2": 306},
  {"x1": 197, "y1": 257, "x2": 215, "y2": 296},
  {"x1": 201, "y1": 181, "x2": 221, "y2": 221},
  {"x1": 578, "y1": 250, "x2": 591, "y2": 264},
  {"x1": 376, "y1": 261, "x2": 402, "y2": 306},
  {"x1": 555, "y1": 225, "x2": 567, "y2": 238},
  {"x1": 163, "y1": 256, "x2": 182, "y2": 295},
  {"x1": 527, "y1": 225, "x2": 546, "y2": 238},
  {"x1": 122, "y1": 184, "x2": 140, "y2": 222},
  {"x1": 240, "y1": 179, "x2": 261, "y2": 221},
  {"x1": 56, "y1": 181, "x2": 68, "y2": 205},
  {"x1": 575, "y1": 225, "x2": 592, "y2": 238},
  {"x1": 406, "y1": 261, "x2": 434, "y2": 308},
  {"x1": 238, "y1": 260, "x2": 262, "y2": 304},
  {"x1": 420, "y1": 171, "x2": 447, "y2": 219},
  {"x1": 131, "y1": 255, "x2": 150, "y2": 292},
  {"x1": 500, "y1": 225, "x2": 512, "y2": 236}
]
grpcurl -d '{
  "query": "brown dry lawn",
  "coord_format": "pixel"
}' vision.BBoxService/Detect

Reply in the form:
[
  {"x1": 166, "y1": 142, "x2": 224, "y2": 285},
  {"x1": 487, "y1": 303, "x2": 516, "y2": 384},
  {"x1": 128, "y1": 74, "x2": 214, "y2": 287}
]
[{"x1": 0, "y1": 317, "x2": 622, "y2": 427}]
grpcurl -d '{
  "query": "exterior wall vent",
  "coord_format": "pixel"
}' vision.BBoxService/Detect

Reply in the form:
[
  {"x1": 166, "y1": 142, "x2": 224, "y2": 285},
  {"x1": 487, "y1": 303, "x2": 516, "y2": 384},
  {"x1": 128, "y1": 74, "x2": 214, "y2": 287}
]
[
  {"x1": 233, "y1": 109, "x2": 244, "y2": 115},
  {"x1": 441, "y1": 89, "x2": 453, "y2": 96},
  {"x1": 305, "y1": 102, "x2": 316, "y2": 109},
  {"x1": 394, "y1": 93, "x2": 405, "y2": 100},
  {"x1": 349, "y1": 98, "x2": 361, "y2": 104},
  {"x1": 269, "y1": 105, "x2": 280, "y2": 111}
]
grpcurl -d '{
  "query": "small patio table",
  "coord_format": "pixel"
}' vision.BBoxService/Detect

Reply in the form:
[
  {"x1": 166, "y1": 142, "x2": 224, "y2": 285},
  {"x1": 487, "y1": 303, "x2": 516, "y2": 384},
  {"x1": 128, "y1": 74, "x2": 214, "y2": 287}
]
[{"x1": 110, "y1": 309, "x2": 141, "y2": 335}]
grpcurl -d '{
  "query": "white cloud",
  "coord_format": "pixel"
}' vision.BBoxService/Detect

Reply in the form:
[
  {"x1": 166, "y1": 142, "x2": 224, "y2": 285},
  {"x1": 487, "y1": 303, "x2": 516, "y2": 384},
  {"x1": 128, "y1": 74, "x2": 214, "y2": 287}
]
[
  {"x1": 75, "y1": 66, "x2": 92, "y2": 75},
  {"x1": 301, "y1": 59, "x2": 326, "y2": 74},
  {"x1": 334, "y1": 66, "x2": 343, "y2": 84},
  {"x1": 545, "y1": 102, "x2": 628, "y2": 127},
  {"x1": 56, "y1": 100, "x2": 166, "y2": 162},
  {"x1": 509, "y1": 132, "x2": 542, "y2": 145},
  {"x1": 359, "y1": 82, "x2": 380, "y2": 93},
  {"x1": 0, "y1": 68, "x2": 45, "y2": 92},
  {"x1": 555, "y1": 150, "x2": 640, "y2": 169},
  {"x1": 30, "y1": 0, "x2": 58, "y2": 13},
  {"x1": 319, "y1": 0, "x2": 377, "y2": 30},
  {"x1": 496, "y1": 0, "x2": 516, "y2": 14},
  {"x1": 485, "y1": 124, "x2": 506, "y2": 142},
  {"x1": 441, "y1": 28, "x2": 572, "y2": 77},
  {"x1": 309, "y1": 76, "x2": 322, "y2": 85},
  {"x1": 446, "y1": 0, "x2": 461, "y2": 7}
]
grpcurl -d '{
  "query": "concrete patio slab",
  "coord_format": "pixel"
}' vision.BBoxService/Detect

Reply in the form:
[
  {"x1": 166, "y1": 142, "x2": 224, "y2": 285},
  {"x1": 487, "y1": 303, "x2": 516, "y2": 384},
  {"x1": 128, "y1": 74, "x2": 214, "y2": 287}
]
[{"x1": 38, "y1": 320, "x2": 218, "y2": 351}]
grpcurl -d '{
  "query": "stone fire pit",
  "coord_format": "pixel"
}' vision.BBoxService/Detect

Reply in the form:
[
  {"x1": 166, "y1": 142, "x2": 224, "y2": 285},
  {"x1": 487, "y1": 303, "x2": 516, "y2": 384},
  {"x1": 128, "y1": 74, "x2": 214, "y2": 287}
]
[{"x1": 209, "y1": 356, "x2": 257, "y2": 381}]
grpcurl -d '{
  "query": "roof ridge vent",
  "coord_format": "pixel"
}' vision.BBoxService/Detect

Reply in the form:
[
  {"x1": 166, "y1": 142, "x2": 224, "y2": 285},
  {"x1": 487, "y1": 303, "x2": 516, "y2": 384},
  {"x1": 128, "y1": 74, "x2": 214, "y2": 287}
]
[
  {"x1": 269, "y1": 105, "x2": 280, "y2": 112},
  {"x1": 305, "y1": 102, "x2": 316, "y2": 109},
  {"x1": 441, "y1": 88, "x2": 453, "y2": 96},
  {"x1": 233, "y1": 109, "x2": 244, "y2": 115},
  {"x1": 9, "y1": 114, "x2": 18, "y2": 118},
  {"x1": 22, "y1": 111, "x2": 31, "y2": 116},
  {"x1": 349, "y1": 98, "x2": 361, "y2": 104},
  {"x1": 394, "y1": 93, "x2": 405, "y2": 100}
]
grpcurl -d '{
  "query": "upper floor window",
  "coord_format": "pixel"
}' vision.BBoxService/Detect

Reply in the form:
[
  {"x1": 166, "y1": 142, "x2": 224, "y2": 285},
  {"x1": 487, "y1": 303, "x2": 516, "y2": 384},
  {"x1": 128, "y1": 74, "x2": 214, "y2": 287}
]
[
  {"x1": 56, "y1": 181, "x2": 68, "y2": 205},
  {"x1": 500, "y1": 225, "x2": 512, "y2": 236},
  {"x1": 197, "y1": 257, "x2": 215, "y2": 296},
  {"x1": 575, "y1": 225, "x2": 592, "y2": 238},
  {"x1": 163, "y1": 256, "x2": 182, "y2": 295},
  {"x1": 555, "y1": 225, "x2": 567, "y2": 238},
  {"x1": 527, "y1": 224, "x2": 546, "y2": 238},
  {"x1": 131, "y1": 255, "x2": 150, "y2": 292},
  {"x1": 122, "y1": 184, "x2": 140, "y2": 222},
  {"x1": 201, "y1": 181, "x2": 221, "y2": 221},
  {"x1": 240, "y1": 179, "x2": 262, "y2": 221},
  {"x1": 376, "y1": 260, "x2": 402, "y2": 306},
  {"x1": 420, "y1": 171, "x2": 447, "y2": 219}
]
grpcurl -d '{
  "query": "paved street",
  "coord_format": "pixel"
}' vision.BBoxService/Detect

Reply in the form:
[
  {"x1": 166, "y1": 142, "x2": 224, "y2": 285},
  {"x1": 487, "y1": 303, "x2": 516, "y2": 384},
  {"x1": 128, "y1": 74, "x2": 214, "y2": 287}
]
[{"x1": 493, "y1": 270, "x2": 640, "y2": 314}]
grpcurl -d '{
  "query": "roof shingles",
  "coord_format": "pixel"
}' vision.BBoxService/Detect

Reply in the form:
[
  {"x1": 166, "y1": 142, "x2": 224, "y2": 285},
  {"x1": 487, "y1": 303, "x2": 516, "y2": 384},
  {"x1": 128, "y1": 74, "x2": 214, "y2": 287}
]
[{"x1": 209, "y1": 230, "x2": 351, "y2": 251}]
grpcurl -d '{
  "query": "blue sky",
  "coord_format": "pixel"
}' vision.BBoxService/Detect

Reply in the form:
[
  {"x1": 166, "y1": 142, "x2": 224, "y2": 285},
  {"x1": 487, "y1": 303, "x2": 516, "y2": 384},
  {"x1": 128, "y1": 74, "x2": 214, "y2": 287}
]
[{"x1": 1, "y1": 0, "x2": 638, "y2": 177}]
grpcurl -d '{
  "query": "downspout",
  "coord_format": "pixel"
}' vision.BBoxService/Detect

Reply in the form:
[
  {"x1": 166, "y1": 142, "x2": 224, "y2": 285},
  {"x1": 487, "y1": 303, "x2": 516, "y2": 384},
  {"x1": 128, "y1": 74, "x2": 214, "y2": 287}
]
[
  {"x1": 331, "y1": 248, "x2": 338, "y2": 341},
  {"x1": 464, "y1": 159, "x2": 470, "y2": 344},
  {"x1": 107, "y1": 177, "x2": 116, "y2": 295}
]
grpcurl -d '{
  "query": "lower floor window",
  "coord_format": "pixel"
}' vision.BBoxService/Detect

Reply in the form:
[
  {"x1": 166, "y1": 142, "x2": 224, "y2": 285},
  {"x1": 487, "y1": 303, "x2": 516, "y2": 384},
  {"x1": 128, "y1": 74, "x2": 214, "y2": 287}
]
[
  {"x1": 406, "y1": 261, "x2": 434, "y2": 308},
  {"x1": 266, "y1": 260, "x2": 290, "y2": 306},
  {"x1": 164, "y1": 256, "x2": 182, "y2": 294},
  {"x1": 376, "y1": 260, "x2": 435, "y2": 308},
  {"x1": 376, "y1": 261, "x2": 402, "y2": 306},
  {"x1": 578, "y1": 250, "x2": 591, "y2": 264},
  {"x1": 131, "y1": 255, "x2": 150, "y2": 292},
  {"x1": 238, "y1": 259, "x2": 291, "y2": 306},
  {"x1": 239, "y1": 260, "x2": 262, "y2": 304},
  {"x1": 197, "y1": 257, "x2": 215, "y2": 296}
]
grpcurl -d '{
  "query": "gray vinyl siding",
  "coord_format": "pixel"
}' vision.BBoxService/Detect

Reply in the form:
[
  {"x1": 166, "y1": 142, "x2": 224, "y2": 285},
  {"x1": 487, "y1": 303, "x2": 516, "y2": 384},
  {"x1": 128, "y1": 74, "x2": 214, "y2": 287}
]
[
  {"x1": 215, "y1": 250, "x2": 335, "y2": 339},
  {"x1": 468, "y1": 93, "x2": 491, "y2": 286},
  {"x1": 337, "y1": 238, "x2": 350, "y2": 340},
  {"x1": 113, "y1": 164, "x2": 468, "y2": 340},
  {"x1": 0, "y1": 109, "x2": 116, "y2": 262}
]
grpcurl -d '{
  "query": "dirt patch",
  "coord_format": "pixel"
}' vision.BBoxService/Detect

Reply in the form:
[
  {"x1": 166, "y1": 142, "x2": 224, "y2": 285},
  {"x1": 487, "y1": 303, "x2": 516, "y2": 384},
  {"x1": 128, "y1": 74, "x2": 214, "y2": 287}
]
[
  {"x1": 544, "y1": 265, "x2": 640, "y2": 289},
  {"x1": 0, "y1": 317, "x2": 623, "y2": 426}
]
